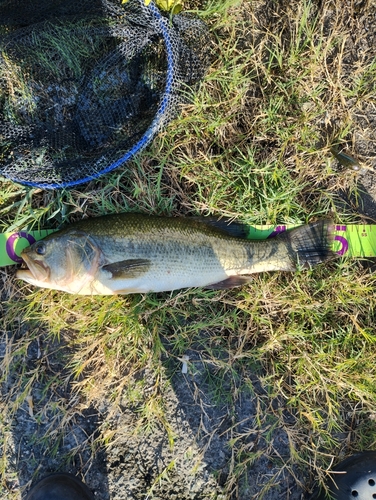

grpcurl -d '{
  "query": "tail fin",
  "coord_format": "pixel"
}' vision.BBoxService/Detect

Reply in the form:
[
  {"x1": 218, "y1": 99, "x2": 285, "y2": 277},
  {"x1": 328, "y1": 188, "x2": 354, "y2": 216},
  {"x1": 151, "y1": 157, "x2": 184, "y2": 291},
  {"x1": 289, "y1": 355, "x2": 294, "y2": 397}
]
[{"x1": 284, "y1": 220, "x2": 336, "y2": 268}]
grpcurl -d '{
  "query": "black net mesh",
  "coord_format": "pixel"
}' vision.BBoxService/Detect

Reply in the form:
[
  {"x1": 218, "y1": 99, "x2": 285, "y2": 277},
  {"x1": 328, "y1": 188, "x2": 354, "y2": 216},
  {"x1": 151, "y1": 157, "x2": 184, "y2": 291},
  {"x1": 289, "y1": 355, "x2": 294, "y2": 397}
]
[{"x1": 0, "y1": 0, "x2": 209, "y2": 188}]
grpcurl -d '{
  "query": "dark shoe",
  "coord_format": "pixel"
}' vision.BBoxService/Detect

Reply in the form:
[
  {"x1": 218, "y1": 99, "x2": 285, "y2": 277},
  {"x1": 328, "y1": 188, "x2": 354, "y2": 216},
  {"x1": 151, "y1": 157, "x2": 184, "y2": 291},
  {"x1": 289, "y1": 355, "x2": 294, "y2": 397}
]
[
  {"x1": 25, "y1": 473, "x2": 94, "y2": 500},
  {"x1": 310, "y1": 451, "x2": 376, "y2": 499}
]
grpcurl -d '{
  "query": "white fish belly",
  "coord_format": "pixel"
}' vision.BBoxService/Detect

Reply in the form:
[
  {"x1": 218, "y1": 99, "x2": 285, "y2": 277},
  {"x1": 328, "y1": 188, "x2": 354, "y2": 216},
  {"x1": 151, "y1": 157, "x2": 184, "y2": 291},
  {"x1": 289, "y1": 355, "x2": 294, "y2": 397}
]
[{"x1": 91, "y1": 254, "x2": 230, "y2": 295}]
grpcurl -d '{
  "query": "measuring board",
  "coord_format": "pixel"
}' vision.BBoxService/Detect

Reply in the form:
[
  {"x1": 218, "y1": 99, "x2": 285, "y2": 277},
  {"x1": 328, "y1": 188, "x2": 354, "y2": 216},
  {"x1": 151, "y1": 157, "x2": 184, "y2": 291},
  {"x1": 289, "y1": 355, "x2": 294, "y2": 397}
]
[{"x1": 0, "y1": 224, "x2": 375, "y2": 267}]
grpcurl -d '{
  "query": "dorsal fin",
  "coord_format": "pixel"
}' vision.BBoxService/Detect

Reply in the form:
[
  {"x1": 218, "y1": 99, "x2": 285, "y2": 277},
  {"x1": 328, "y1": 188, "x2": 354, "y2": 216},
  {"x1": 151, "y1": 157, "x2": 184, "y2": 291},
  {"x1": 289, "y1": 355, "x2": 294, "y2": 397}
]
[{"x1": 192, "y1": 217, "x2": 249, "y2": 238}]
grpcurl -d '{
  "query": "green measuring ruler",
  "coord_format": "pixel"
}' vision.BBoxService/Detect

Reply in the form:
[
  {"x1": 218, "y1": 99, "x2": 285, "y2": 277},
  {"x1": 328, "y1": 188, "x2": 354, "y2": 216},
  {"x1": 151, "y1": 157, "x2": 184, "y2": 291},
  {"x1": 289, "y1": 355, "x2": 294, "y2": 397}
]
[{"x1": 0, "y1": 224, "x2": 375, "y2": 267}]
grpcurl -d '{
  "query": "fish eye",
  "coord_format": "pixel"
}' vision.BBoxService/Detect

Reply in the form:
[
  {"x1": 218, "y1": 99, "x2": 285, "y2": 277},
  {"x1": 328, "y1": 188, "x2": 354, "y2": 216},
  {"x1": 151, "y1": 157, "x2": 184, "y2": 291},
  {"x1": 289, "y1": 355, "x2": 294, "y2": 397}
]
[{"x1": 34, "y1": 242, "x2": 46, "y2": 256}]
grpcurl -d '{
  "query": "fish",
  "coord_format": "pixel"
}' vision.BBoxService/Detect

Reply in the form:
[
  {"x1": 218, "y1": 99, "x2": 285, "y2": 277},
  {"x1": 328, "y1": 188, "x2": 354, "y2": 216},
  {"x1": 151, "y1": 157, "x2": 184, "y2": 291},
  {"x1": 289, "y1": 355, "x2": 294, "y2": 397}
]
[
  {"x1": 16, "y1": 213, "x2": 335, "y2": 295},
  {"x1": 330, "y1": 145, "x2": 360, "y2": 171}
]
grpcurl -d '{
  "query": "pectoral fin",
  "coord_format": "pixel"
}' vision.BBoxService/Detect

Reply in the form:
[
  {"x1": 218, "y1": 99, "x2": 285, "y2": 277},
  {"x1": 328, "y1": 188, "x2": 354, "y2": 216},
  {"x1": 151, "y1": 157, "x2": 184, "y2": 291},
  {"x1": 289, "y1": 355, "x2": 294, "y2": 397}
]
[
  {"x1": 102, "y1": 259, "x2": 151, "y2": 279},
  {"x1": 205, "y1": 275, "x2": 253, "y2": 290}
]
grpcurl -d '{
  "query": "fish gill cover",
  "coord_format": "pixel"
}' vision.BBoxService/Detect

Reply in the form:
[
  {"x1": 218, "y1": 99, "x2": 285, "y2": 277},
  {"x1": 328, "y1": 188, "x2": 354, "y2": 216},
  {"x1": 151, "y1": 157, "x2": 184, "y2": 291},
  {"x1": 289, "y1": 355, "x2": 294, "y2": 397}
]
[{"x1": 0, "y1": 0, "x2": 209, "y2": 188}]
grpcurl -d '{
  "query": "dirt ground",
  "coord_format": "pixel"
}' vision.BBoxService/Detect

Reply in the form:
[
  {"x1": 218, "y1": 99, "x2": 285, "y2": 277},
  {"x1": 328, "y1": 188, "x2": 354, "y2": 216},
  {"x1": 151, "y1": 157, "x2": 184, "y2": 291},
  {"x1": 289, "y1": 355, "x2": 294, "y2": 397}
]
[
  {"x1": 1, "y1": 1, "x2": 376, "y2": 500},
  {"x1": 0, "y1": 307, "x2": 304, "y2": 500}
]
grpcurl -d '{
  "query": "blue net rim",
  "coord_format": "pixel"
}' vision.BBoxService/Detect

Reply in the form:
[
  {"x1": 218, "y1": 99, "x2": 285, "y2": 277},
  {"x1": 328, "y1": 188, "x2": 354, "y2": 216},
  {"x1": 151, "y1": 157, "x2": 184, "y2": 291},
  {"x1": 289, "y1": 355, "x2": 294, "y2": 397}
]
[{"x1": 5, "y1": 1, "x2": 175, "y2": 190}]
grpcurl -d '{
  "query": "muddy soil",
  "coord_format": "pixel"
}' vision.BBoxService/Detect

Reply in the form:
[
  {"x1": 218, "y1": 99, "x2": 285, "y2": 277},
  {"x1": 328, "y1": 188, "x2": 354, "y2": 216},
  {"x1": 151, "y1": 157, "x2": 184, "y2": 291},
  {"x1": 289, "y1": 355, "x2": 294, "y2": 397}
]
[{"x1": 0, "y1": 311, "x2": 301, "y2": 500}]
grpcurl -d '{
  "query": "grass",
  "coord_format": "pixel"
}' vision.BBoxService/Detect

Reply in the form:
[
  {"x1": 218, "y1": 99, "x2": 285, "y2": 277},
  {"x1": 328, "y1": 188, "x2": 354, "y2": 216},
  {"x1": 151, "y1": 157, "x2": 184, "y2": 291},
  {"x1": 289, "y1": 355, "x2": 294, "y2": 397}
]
[{"x1": 1, "y1": 0, "x2": 376, "y2": 499}]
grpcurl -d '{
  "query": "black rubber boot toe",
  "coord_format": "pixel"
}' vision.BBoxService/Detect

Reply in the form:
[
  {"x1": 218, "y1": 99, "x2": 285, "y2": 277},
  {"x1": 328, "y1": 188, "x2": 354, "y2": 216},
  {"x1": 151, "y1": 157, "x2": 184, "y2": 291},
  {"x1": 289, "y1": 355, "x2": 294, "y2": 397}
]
[
  {"x1": 25, "y1": 473, "x2": 94, "y2": 500},
  {"x1": 311, "y1": 451, "x2": 376, "y2": 499}
]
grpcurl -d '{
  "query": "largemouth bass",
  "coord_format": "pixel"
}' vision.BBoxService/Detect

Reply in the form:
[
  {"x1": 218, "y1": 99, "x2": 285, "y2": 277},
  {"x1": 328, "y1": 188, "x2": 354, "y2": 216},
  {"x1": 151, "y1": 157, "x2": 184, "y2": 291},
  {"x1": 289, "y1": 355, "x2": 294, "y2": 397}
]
[{"x1": 16, "y1": 213, "x2": 334, "y2": 295}]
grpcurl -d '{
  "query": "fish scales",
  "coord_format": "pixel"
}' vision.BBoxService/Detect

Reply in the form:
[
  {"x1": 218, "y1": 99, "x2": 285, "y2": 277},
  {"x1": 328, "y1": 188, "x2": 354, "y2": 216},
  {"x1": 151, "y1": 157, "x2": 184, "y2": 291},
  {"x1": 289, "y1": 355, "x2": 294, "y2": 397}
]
[{"x1": 16, "y1": 213, "x2": 335, "y2": 295}]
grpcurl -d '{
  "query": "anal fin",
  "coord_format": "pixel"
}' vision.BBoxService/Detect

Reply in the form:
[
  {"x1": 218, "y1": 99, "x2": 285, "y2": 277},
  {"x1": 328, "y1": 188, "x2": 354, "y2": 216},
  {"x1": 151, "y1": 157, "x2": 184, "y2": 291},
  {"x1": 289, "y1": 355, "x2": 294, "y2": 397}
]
[{"x1": 205, "y1": 275, "x2": 253, "y2": 290}]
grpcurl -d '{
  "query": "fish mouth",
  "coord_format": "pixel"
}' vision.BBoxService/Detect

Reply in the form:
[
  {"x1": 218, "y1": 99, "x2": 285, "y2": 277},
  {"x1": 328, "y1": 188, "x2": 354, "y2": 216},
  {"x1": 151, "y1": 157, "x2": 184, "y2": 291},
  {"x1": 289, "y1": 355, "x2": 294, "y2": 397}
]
[
  {"x1": 18, "y1": 251, "x2": 50, "y2": 282},
  {"x1": 16, "y1": 268, "x2": 36, "y2": 283}
]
